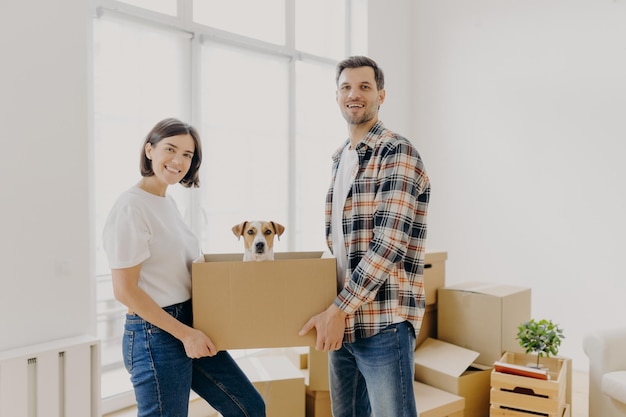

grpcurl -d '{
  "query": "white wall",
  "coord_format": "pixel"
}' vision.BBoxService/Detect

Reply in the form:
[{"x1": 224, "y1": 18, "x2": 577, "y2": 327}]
[
  {"x1": 395, "y1": 0, "x2": 625, "y2": 370},
  {"x1": 366, "y1": 0, "x2": 415, "y2": 139},
  {"x1": 0, "y1": 0, "x2": 93, "y2": 351}
]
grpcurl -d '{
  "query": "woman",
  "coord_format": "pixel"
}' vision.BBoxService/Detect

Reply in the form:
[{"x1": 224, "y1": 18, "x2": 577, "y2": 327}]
[{"x1": 103, "y1": 118, "x2": 265, "y2": 417}]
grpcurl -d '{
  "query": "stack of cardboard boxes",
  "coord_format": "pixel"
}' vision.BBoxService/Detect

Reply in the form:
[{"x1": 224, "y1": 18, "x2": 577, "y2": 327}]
[
  {"x1": 190, "y1": 251, "x2": 567, "y2": 417},
  {"x1": 415, "y1": 281, "x2": 533, "y2": 417},
  {"x1": 418, "y1": 275, "x2": 571, "y2": 417}
]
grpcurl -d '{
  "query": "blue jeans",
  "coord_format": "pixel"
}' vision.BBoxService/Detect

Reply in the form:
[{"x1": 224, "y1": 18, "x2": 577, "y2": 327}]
[
  {"x1": 329, "y1": 321, "x2": 417, "y2": 417},
  {"x1": 123, "y1": 300, "x2": 266, "y2": 417}
]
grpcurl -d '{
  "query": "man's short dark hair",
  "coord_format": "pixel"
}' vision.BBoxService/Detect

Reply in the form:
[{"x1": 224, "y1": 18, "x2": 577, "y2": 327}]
[{"x1": 335, "y1": 56, "x2": 385, "y2": 90}]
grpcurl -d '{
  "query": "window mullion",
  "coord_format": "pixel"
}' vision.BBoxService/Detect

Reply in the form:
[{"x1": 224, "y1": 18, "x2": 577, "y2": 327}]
[{"x1": 189, "y1": 31, "x2": 204, "y2": 240}]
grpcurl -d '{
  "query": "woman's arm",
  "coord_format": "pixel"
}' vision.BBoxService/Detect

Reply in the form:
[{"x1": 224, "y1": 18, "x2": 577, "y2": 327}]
[{"x1": 111, "y1": 265, "x2": 217, "y2": 358}]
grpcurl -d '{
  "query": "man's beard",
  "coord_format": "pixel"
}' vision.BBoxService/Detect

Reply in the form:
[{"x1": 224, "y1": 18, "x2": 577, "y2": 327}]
[{"x1": 342, "y1": 107, "x2": 377, "y2": 126}]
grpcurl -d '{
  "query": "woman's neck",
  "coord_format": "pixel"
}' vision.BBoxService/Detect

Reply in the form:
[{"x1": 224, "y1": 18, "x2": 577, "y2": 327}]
[{"x1": 138, "y1": 177, "x2": 167, "y2": 197}]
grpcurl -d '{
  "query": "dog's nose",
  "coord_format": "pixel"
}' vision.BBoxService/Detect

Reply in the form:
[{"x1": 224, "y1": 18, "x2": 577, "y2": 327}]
[{"x1": 255, "y1": 241, "x2": 265, "y2": 253}]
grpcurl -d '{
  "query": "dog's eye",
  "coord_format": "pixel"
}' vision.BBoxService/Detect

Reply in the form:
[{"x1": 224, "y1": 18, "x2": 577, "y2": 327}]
[
  {"x1": 247, "y1": 230, "x2": 255, "y2": 235},
  {"x1": 264, "y1": 230, "x2": 272, "y2": 235}
]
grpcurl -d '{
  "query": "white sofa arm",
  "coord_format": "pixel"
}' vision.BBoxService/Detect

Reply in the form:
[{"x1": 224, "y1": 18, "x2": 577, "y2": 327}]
[
  {"x1": 583, "y1": 327, "x2": 626, "y2": 417},
  {"x1": 584, "y1": 327, "x2": 626, "y2": 372}
]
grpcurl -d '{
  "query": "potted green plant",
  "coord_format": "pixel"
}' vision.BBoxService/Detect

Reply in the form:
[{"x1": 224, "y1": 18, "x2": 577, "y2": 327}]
[{"x1": 516, "y1": 318, "x2": 565, "y2": 368}]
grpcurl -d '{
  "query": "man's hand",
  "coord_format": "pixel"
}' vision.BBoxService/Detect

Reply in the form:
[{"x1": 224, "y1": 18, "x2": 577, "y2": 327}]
[{"x1": 299, "y1": 304, "x2": 347, "y2": 351}]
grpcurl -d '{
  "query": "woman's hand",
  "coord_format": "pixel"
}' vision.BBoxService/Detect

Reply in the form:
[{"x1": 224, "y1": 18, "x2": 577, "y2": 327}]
[{"x1": 180, "y1": 327, "x2": 218, "y2": 358}]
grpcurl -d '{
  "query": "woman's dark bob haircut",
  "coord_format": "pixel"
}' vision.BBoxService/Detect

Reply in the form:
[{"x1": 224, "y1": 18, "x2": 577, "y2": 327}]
[{"x1": 140, "y1": 118, "x2": 202, "y2": 188}]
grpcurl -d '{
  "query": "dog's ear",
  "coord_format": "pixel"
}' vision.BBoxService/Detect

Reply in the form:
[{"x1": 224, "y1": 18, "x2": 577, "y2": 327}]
[
  {"x1": 270, "y1": 222, "x2": 285, "y2": 240},
  {"x1": 232, "y1": 222, "x2": 248, "y2": 239}
]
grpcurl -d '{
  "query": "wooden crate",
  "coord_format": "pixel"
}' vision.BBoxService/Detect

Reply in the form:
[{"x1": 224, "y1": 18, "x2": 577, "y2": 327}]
[
  {"x1": 490, "y1": 403, "x2": 570, "y2": 417},
  {"x1": 490, "y1": 352, "x2": 567, "y2": 417}
]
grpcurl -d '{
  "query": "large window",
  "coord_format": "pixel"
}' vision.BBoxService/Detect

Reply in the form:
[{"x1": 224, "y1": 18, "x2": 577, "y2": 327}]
[
  {"x1": 198, "y1": 44, "x2": 290, "y2": 252},
  {"x1": 92, "y1": 0, "x2": 366, "y2": 412}
]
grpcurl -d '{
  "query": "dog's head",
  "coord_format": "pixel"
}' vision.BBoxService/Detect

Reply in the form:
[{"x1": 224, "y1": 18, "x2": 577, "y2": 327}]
[{"x1": 232, "y1": 221, "x2": 285, "y2": 261}]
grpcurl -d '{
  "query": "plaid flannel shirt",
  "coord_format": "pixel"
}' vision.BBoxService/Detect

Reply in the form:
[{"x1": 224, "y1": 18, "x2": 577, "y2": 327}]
[{"x1": 326, "y1": 121, "x2": 430, "y2": 343}]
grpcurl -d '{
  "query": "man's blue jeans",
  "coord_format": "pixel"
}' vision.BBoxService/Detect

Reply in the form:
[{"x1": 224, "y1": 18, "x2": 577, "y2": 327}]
[
  {"x1": 329, "y1": 321, "x2": 418, "y2": 417},
  {"x1": 123, "y1": 300, "x2": 266, "y2": 417}
]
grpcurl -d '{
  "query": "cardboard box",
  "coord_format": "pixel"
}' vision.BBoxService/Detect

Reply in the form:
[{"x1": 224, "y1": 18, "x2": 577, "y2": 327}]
[
  {"x1": 305, "y1": 388, "x2": 331, "y2": 417},
  {"x1": 307, "y1": 348, "x2": 329, "y2": 391},
  {"x1": 414, "y1": 381, "x2": 465, "y2": 417},
  {"x1": 192, "y1": 251, "x2": 336, "y2": 350},
  {"x1": 424, "y1": 252, "x2": 448, "y2": 305},
  {"x1": 416, "y1": 303, "x2": 438, "y2": 349},
  {"x1": 236, "y1": 354, "x2": 305, "y2": 417},
  {"x1": 490, "y1": 352, "x2": 566, "y2": 417},
  {"x1": 414, "y1": 338, "x2": 492, "y2": 417},
  {"x1": 438, "y1": 282, "x2": 531, "y2": 366}
]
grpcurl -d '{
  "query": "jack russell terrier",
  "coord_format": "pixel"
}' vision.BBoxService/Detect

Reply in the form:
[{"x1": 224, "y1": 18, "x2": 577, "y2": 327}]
[{"x1": 232, "y1": 221, "x2": 285, "y2": 261}]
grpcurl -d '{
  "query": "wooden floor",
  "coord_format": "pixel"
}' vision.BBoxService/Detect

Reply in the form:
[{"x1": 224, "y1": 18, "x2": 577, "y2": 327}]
[
  {"x1": 106, "y1": 370, "x2": 591, "y2": 417},
  {"x1": 572, "y1": 370, "x2": 589, "y2": 417}
]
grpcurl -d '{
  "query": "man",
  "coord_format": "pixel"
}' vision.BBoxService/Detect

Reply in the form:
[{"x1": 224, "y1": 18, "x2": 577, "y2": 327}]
[{"x1": 300, "y1": 56, "x2": 430, "y2": 417}]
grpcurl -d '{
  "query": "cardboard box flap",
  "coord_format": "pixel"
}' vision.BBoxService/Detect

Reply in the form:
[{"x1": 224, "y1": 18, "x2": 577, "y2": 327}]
[
  {"x1": 414, "y1": 338, "x2": 479, "y2": 377},
  {"x1": 196, "y1": 251, "x2": 332, "y2": 263},
  {"x1": 413, "y1": 381, "x2": 464, "y2": 416},
  {"x1": 443, "y1": 281, "x2": 528, "y2": 297}
]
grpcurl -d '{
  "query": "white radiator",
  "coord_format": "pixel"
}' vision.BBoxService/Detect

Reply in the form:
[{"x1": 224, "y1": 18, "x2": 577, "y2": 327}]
[{"x1": 0, "y1": 335, "x2": 100, "y2": 417}]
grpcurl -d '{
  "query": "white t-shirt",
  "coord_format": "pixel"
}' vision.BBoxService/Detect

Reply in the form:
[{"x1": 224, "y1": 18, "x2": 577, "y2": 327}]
[
  {"x1": 102, "y1": 185, "x2": 201, "y2": 307},
  {"x1": 332, "y1": 143, "x2": 358, "y2": 292}
]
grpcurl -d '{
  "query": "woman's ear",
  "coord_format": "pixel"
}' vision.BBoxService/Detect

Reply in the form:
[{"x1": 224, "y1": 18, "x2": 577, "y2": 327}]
[{"x1": 145, "y1": 143, "x2": 152, "y2": 160}]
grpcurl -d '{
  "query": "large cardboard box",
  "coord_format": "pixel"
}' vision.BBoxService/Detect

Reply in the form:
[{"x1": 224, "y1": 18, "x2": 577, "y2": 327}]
[
  {"x1": 438, "y1": 282, "x2": 531, "y2": 366},
  {"x1": 424, "y1": 252, "x2": 448, "y2": 305},
  {"x1": 192, "y1": 251, "x2": 336, "y2": 350},
  {"x1": 236, "y1": 354, "x2": 305, "y2": 417},
  {"x1": 414, "y1": 338, "x2": 492, "y2": 417},
  {"x1": 414, "y1": 381, "x2": 465, "y2": 417}
]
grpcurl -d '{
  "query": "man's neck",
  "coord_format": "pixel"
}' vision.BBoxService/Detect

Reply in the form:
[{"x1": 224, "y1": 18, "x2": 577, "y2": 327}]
[{"x1": 348, "y1": 118, "x2": 378, "y2": 149}]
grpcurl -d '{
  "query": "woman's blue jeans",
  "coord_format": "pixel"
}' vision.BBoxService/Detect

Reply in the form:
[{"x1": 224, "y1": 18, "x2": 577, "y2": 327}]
[
  {"x1": 329, "y1": 321, "x2": 418, "y2": 417},
  {"x1": 123, "y1": 300, "x2": 266, "y2": 417}
]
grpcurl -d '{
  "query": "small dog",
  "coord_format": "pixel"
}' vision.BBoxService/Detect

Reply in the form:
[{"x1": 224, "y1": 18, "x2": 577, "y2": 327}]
[{"x1": 232, "y1": 221, "x2": 285, "y2": 261}]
